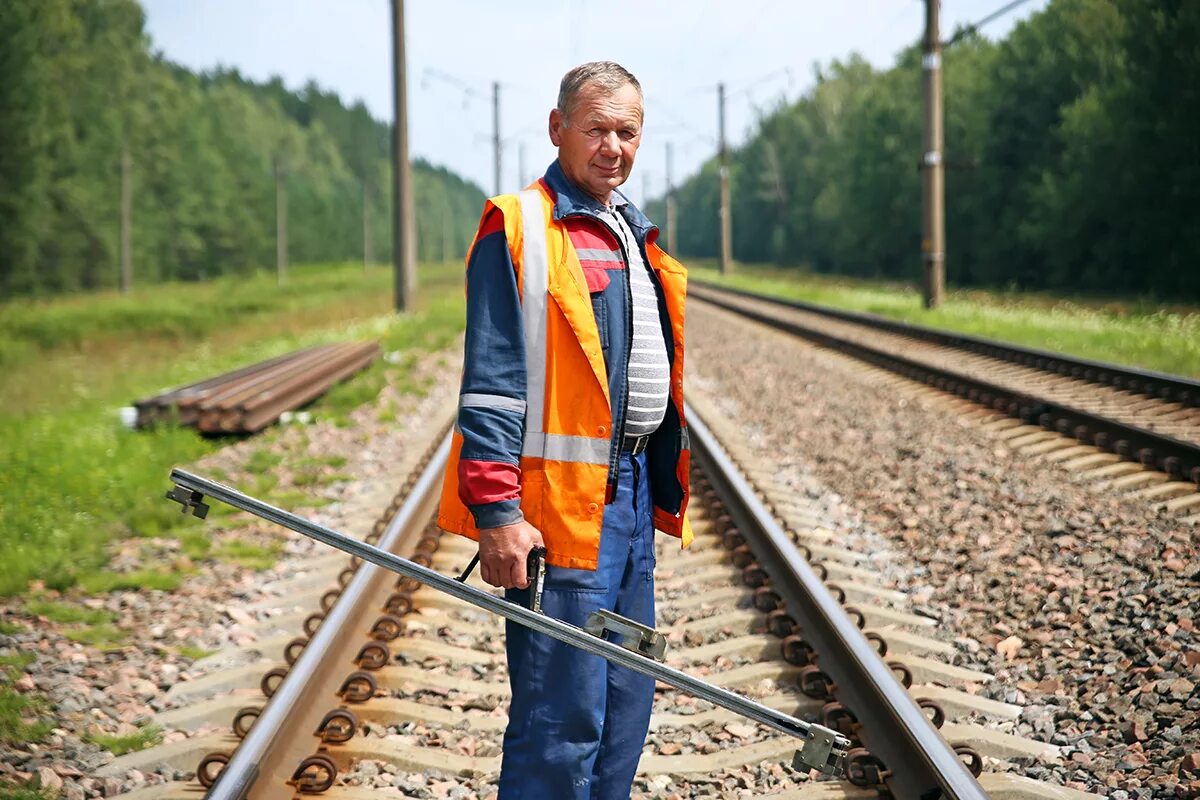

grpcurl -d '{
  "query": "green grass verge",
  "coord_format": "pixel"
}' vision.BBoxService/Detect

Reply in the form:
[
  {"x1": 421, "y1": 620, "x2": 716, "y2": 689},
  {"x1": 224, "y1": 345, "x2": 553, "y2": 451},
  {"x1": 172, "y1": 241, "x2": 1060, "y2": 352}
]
[
  {"x1": 0, "y1": 263, "x2": 385, "y2": 368},
  {"x1": 0, "y1": 621, "x2": 28, "y2": 636},
  {"x1": 691, "y1": 263, "x2": 1200, "y2": 379},
  {"x1": 0, "y1": 262, "x2": 465, "y2": 598}
]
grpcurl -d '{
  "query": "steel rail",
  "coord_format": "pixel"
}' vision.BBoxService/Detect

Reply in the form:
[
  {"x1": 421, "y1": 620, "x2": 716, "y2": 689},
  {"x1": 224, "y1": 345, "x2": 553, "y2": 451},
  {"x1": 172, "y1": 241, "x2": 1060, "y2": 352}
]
[
  {"x1": 691, "y1": 279, "x2": 1200, "y2": 407},
  {"x1": 685, "y1": 404, "x2": 989, "y2": 799},
  {"x1": 192, "y1": 435, "x2": 450, "y2": 800},
  {"x1": 692, "y1": 282, "x2": 1200, "y2": 484},
  {"x1": 168, "y1": 456, "x2": 851, "y2": 777}
]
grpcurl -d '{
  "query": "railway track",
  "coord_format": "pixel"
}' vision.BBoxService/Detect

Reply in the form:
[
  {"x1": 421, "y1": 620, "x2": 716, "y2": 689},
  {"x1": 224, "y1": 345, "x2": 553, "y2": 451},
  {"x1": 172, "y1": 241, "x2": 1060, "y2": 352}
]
[
  {"x1": 690, "y1": 281, "x2": 1200, "y2": 522},
  {"x1": 103, "y1": 392, "x2": 1100, "y2": 800}
]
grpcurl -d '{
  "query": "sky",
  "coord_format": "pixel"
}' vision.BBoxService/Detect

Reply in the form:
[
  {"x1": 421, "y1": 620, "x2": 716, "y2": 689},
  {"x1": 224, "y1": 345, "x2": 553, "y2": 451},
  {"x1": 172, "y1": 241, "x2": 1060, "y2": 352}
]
[{"x1": 142, "y1": 0, "x2": 1050, "y2": 206}]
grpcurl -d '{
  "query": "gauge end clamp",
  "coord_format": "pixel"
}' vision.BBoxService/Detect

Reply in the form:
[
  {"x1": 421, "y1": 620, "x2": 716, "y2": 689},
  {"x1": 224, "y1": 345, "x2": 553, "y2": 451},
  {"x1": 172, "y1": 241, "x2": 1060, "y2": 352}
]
[
  {"x1": 793, "y1": 725, "x2": 851, "y2": 777},
  {"x1": 165, "y1": 484, "x2": 209, "y2": 519},
  {"x1": 584, "y1": 609, "x2": 667, "y2": 662}
]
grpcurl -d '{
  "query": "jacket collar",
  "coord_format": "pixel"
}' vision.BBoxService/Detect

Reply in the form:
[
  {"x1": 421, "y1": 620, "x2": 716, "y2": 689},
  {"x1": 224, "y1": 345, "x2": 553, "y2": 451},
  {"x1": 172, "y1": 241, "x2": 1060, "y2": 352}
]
[{"x1": 541, "y1": 160, "x2": 656, "y2": 241}]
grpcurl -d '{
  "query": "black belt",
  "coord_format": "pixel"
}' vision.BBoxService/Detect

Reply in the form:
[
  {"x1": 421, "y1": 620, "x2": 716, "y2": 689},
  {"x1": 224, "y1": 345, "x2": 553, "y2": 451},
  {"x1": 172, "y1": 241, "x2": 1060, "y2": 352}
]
[{"x1": 621, "y1": 434, "x2": 650, "y2": 456}]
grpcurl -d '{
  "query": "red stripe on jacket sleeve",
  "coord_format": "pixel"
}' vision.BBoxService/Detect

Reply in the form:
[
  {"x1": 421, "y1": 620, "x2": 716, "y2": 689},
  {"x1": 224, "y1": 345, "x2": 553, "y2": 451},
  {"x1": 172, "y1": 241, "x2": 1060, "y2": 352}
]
[{"x1": 458, "y1": 459, "x2": 521, "y2": 505}]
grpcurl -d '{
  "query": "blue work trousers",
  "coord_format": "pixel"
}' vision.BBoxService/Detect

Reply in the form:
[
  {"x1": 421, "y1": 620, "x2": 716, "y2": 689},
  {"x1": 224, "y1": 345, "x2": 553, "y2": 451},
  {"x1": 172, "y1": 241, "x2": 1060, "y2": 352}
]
[{"x1": 499, "y1": 450, "x2": 656, "y2": 800}]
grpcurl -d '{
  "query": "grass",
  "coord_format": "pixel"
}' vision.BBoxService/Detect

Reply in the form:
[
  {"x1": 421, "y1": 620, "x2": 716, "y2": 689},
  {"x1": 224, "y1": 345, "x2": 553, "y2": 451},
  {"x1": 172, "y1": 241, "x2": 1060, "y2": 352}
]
[
  {"x1": 63, "y1": 623, "x2": 127, "y2": 649},
  {"x1": 22, "y1": 599, "x2": 112, "y2": 626},
  {"x1": 0, "y1": 689, "x2": 52, "y2": 748},
  {"x1": 0, "y1": 652, "x2": 35, "y2": 676},
  {"x1": 0, "y1": 651, "x2": 51, "y2": 747},
  {"x1": 0, "y1": 783, "x2": 56, "y2": 800},
  {"x1": 21, "y1": 599, "x2": 128, "y2": 649},
  {"x1": 0, "y1": 621, "x2": 26, "y2": 636},
  {"x1": 691, "y1": 262, "x2": 1200, "y2": 379},
  {"x1": 213, "y1": 539, "x2": 285, "y2": 571},
  {"x1": 83, "y1": 723, "x2": 162, "y2": 756},
  {"x1": 175, "y1": 644, "x2": 216, "y2": 661},
  {"x1": 77, "y1": 569, "x2": 185, "y2": 594},
  {"x1": 0, "y1": 261, "x2": 466, "y2": 598}
]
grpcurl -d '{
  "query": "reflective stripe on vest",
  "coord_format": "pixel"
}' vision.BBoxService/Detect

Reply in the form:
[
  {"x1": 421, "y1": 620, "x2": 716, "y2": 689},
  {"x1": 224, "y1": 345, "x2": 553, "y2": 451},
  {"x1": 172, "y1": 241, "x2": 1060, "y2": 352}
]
[
  {"x1": 459, "y1": 393, "x2": 527, "y2": 414},
  {"x1": 518, "y1": 188, "x2": 608, "y2": 465},
  {"x1": 519, "y1": 189, "x2": 549, "y2": 457}
]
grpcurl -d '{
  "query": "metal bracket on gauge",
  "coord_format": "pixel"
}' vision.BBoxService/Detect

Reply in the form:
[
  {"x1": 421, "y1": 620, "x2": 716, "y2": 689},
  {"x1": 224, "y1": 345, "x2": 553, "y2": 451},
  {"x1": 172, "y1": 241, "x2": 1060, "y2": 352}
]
[
  {"x1": 794, "y1": 728, "x2": 849, "y2": 778},
  {"x1": 163, "y1": 468, "x2": 852, "y2": 778},
  {"x1": 584, "y1": 609, "x2": 667, "y2": 662},
  {"x1": 165, "y1": 485, "x2": 209, "y2": 519}
]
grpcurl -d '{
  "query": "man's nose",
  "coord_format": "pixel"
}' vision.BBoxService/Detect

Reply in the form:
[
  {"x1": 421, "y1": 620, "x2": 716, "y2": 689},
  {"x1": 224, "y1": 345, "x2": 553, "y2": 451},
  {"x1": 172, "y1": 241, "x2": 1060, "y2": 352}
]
[{"x1": 599, "y1": 131, "x2": 621, "y2": 156}]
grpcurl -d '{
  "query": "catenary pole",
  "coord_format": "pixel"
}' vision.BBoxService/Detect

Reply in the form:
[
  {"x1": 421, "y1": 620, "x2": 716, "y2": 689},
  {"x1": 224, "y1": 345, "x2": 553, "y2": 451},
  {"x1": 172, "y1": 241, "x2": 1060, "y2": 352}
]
[
  {"x1": 119, "y1": 143, "x2": 133, "y2": 294},
  {"x1": 665, "y1": 141, "x2": 678, "y2": 255},
  {"x1": 391, "y1": 0, "x2": 415, "y2": 312},
  {"x1": 362, "y1": 179, "x2": 373, "y2": 270},
  {"x1": 493, "y1": 81, "x2": 502, "y2": 195},
  {"x1": 275, "y1": 154, "x2": 287, "y2": 286},
  {"x1": 921, "y1": 0, "x2": 946, "y2": 309},
  {"x1": 718, "y1": 83, "x2": 733, "y2": 275}
]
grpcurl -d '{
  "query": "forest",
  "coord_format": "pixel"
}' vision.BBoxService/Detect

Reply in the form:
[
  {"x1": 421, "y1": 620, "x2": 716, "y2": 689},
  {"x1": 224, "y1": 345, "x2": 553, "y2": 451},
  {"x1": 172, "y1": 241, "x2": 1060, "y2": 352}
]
[
  {"x1": 0, "y1": 0, "x2": 485, "y2": 299},
  {"x1": 649, "y1": 0, "x2": 1199, "y2": 299}
]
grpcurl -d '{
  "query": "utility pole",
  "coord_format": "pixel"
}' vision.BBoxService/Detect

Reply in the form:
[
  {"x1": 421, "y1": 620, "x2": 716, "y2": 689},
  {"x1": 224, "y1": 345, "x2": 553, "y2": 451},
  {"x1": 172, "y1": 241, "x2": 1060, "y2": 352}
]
[
  {"x1": 718, "y1": 82, "x2": 733, "y2": 275},
  {"x1": 518, "y1": 141, "x2": 526, "y2": 190},
  {"x1": 441, "y1": 192, "x2": 452, "y2": 264},
  {"x1": 921, "y1": 0, "x2": 946, "y2": 309},
  {"x1": 665, "y1": 141, "x2": 678, "y2": 254},
  {"x1": 492, "y1": 81, "x2": 502, "y2": 195},
  {"x1": 391, "y1": 0, "x2": 415, "y2": 312},
  {"x1": 362, "y1": 179, "x2": 374, "y2": 270},
  {"x1": 275, "y1": 154, "x2": 288, "y2": 286},
  {"x1": 119, "y1": 143, "x2": 133, "y2": 294}
]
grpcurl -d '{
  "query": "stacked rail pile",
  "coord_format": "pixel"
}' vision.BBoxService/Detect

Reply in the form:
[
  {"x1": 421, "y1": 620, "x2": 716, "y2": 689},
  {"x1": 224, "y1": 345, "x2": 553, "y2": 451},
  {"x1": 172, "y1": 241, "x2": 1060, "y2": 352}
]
[{"x1": 134, "y1": 342, "x2": 379, "y2": 434}]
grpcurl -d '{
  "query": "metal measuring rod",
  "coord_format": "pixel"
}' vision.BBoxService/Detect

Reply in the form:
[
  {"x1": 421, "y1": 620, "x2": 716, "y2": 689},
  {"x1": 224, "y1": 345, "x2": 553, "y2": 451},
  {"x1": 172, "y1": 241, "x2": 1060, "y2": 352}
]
[{"x1": 165, "y1": 468, "x2": 850, "y2": 776}]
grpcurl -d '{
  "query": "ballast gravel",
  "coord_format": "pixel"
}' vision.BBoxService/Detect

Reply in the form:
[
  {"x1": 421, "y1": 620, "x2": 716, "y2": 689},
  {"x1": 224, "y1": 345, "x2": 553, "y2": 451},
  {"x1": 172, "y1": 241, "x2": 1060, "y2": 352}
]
[{"x1": 686, "y1": 301, "x2": 1199, "y2": 799}]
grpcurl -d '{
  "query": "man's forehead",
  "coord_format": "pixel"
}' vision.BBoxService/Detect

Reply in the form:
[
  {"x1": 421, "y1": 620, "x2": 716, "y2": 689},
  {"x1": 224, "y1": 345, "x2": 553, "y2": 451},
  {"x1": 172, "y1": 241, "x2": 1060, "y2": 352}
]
[{"x1": 573, "y1": 87, "x2": 644, "y2": 123}]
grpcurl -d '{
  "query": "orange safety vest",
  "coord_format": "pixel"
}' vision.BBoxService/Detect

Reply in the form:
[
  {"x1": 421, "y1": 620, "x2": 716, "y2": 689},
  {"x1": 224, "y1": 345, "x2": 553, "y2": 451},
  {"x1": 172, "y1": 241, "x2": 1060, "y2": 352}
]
[{"x1": 438, "y1": 182, "x2": 693, "y2": 570}]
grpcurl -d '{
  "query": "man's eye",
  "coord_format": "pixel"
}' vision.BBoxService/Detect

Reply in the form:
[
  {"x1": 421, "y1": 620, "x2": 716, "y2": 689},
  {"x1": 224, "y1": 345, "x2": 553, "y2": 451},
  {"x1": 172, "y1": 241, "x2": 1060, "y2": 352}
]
[
  {"x1": 588, "y1": 128, "x2": 604, "y2": 137},
  {"x1": 620, "y1": 130, "x2": 637, "y2": 141}
]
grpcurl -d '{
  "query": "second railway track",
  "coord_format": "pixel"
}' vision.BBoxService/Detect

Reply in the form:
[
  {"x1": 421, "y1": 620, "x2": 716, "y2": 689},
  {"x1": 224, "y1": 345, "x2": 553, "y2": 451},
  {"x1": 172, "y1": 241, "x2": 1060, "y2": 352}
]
[
  {"x1": 690, "y1": 280, "x2": 1200, "y2": 522},
  {"x1": 103, "y1": 393, "x2": 1101, "y2": 800}
]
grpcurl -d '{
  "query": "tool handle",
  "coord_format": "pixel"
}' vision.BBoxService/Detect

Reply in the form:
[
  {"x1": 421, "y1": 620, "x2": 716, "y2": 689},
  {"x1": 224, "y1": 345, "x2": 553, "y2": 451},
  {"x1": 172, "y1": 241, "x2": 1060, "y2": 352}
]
[
  {"x1": 455, "y1": 553, "x2": 480, "y2": 583},
  {"x1": 526, "y1": 546, "x2": 547, "y2": 613}
]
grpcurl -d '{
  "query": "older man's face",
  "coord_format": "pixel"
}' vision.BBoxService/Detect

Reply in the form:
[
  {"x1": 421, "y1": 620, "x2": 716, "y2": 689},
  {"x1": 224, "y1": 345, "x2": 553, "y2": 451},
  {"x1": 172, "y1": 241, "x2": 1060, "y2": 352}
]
[{"x1": 549, "y1": 82, "x2": 643, "y2": 204}]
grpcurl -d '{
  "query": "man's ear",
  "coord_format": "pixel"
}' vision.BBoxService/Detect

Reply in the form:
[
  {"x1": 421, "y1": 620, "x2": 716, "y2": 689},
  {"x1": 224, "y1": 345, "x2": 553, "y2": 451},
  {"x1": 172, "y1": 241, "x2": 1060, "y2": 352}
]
[{"x1": 548, "y1": 109, "x2": 564, "y2": 147}]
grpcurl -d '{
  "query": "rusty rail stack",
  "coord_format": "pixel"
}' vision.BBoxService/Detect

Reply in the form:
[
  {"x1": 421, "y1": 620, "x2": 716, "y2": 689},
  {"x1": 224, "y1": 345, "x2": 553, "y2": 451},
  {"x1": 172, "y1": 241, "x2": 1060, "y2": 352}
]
[{"x1": 134, "y1": 342, "x2": 379, "y2": 434}]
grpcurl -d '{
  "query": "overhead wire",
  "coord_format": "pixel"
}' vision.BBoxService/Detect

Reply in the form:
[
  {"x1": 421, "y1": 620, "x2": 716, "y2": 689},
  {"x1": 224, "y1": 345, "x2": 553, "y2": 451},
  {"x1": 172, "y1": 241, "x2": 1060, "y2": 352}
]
[{"x1": 945, "y1": 0, "x2": 1038, "y2": 46}]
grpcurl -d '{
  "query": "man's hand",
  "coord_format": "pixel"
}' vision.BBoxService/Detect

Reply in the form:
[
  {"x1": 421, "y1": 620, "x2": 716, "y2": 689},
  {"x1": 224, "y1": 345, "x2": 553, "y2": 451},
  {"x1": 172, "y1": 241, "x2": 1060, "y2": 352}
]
[{"x1": 478, "y1": 520, "x2": 545, "y2": 589}]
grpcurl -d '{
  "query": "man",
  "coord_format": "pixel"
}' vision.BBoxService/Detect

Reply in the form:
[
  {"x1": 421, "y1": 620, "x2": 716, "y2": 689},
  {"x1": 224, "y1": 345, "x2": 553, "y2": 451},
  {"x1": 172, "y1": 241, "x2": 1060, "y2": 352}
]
[{"x1": 438, "y1": 61, "x2": 692, "y2": 799}]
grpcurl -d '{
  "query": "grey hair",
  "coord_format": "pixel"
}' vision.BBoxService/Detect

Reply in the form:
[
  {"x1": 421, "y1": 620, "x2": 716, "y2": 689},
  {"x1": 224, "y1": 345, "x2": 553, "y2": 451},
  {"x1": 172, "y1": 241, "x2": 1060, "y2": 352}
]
[{"x1": 556, "y1": 61, "x2": 643, "y2": 124}]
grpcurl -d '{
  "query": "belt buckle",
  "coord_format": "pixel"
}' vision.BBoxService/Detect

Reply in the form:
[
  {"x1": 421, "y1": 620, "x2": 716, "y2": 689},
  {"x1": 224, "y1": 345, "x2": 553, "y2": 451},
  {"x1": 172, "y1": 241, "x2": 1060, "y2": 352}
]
[{"x1": 627, "y1": 434, "x2": 648, "y2": 456}]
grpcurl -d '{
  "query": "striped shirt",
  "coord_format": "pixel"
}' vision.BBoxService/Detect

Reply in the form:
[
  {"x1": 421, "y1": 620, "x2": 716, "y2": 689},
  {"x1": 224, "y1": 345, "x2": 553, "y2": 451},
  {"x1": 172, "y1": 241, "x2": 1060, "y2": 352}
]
[{"x1": 600, "y1": 205, "x2": 670, "y2": 437}]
